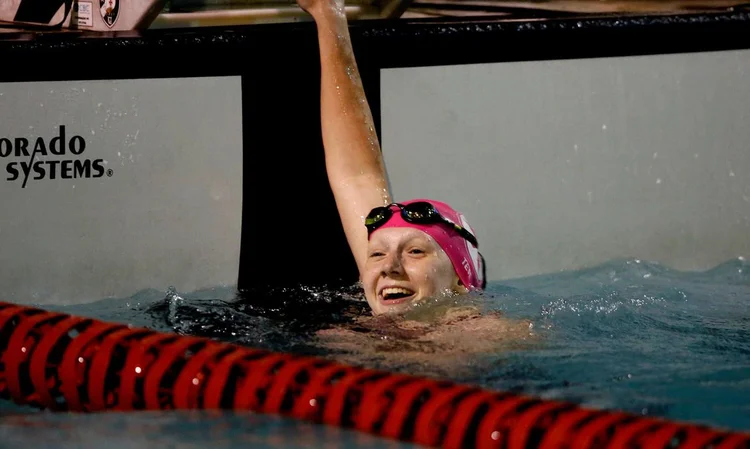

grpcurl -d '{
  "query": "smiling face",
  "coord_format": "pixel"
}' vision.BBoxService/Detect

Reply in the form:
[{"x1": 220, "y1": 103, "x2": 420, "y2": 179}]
[{"x1": 362, "y1": 227, "x2": 463, "y2": 315}]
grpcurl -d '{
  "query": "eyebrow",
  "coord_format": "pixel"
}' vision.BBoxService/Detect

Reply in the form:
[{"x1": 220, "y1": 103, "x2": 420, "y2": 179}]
[
  {"x1": 402, "y1": 234, "x2": 435, "y2": 248},
  {"x1": 370, "y1": 233, "x2": 431, "y2": 249}
]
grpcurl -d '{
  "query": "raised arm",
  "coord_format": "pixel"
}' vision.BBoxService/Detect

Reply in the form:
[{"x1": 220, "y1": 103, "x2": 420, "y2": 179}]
[{"x1": 299, "y1": 0, "x2": 392, "y2": 277}]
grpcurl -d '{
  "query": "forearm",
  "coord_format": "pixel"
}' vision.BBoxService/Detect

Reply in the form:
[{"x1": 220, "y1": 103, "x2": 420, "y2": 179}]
[
  {"x1": 308, "y1": 5, "x2": 392, "y2": 271},
  {"x1": 313, "y1": 7, "x2": 390, "y2": 200}
]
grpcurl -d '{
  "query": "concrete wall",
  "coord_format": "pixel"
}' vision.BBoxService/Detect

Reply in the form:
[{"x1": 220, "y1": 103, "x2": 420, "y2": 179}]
[
  {"x1": 380, "y1": 49, "x2": 750, "y2": 281},
  {"x1": 0, "y1": 76, "x2": 243, "y2": 305}
]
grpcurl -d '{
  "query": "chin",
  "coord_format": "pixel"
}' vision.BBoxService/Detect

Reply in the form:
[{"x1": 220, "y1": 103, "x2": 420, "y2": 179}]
[{"x1": 377, "y1": 298, "x2": 421, "y2": 316}]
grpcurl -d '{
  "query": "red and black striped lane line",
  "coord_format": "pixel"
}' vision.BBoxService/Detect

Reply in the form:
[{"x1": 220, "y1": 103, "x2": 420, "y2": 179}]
[{"x1": 0, "y1": 301, "x2": 748, "y2": 449}]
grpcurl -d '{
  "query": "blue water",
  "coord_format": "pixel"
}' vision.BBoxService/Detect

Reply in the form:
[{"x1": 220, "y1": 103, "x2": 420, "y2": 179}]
[{"x1": 1, "y1": 257, "x2": 749, "y2": 447}]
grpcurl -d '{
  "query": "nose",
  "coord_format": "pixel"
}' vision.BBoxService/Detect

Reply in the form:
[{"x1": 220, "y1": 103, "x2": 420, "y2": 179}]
[{"x1": 381, "y1": 252, "x2": 404, "y2": 276}]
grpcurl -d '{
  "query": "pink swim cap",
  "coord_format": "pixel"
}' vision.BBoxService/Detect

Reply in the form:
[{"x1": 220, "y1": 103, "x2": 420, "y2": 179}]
[{"x1": 367, "y1": 199, "x2": 485, "y2": 290}]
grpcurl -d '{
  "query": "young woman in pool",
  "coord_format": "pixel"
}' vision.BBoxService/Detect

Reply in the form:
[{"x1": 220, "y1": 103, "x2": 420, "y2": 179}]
[{"x1": 296, "y1": 0, "x2": 485, "y2": 316}]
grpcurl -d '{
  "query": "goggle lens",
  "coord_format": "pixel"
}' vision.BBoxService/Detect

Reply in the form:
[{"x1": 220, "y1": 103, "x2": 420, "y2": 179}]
[{"x1": 365, "y1": 202, "x2": 478, "y2": 248}]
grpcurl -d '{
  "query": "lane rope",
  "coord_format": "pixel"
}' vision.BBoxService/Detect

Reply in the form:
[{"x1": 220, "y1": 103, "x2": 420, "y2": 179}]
[{"x1": 1, "y1": 301, "x2": 748, "y2": 448}]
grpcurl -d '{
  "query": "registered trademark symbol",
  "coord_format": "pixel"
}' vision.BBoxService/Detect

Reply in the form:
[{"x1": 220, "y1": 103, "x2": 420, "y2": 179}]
[{"x1": 106, "y1": 169, "x2": 113, "y2": 177}]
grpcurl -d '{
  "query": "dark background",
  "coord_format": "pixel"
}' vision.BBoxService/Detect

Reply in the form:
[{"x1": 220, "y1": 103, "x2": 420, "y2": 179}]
[{"x1": 0, "y1": 10, "x2": 748, "y2": 293}]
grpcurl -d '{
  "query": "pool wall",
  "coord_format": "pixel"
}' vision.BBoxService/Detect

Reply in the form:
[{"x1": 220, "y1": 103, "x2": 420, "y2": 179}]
[
  {"x1": 381, "y1": 49, "x2": 750, "y2": 281},
  {"x1": 0, "y1": 11, "x2": 749, "y2": 305}
]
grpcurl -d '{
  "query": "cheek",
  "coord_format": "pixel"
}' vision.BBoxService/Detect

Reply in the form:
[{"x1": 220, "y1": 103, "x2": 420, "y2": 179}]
[
  {"x1": 409, "y1": 259, "x2": 455, "y2": 290},
  {"x1": 436, "y1": 265, "x2": 457, "y2": 290},
  {"x1": 361, "y1": 273, "x2": 374, "y2": 290},
  {"x1": 361, "y1": 263, "x2": 378, "y2": 288}
]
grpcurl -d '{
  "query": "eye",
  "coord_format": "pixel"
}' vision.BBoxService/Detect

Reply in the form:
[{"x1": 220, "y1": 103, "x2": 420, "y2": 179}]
[
  {"x1": 369, "y1": 250, "x2": 385, "y2": 258},
  {"x1": 407, "y1": 247, "x2": 426, "y2": 255}
]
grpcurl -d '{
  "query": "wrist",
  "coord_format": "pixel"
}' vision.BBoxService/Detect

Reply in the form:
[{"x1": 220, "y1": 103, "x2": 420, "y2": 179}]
[{"x1": 310, "y1": 3, "x2": 347, "y2": 28}]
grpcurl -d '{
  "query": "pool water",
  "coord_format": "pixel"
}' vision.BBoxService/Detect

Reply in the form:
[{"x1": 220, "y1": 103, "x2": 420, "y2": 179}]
[{"x1": 1, "y1": 257, "x2": 748, "y2": 447}]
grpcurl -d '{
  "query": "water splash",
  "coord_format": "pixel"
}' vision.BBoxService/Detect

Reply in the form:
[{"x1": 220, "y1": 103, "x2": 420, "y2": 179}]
[{"x1": 34, "y1": 257, "x2": 750, "y2": 431}]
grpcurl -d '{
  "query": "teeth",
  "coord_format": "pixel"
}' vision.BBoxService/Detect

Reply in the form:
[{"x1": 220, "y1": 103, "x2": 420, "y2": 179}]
[{"x1": 382, "y1": 287, "x2": 413, "y2": 296}]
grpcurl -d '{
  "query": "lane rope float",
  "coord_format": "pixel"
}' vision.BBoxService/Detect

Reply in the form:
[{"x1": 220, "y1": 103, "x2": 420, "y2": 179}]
[{"x1": 1, "y1": 301, "x2": 748, "y2": 449}]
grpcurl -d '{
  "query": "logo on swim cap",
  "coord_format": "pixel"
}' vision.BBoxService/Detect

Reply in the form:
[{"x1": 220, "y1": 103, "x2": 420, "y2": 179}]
[{"x1": 460, "y1": 214, "x2": 483, "y2": 286}]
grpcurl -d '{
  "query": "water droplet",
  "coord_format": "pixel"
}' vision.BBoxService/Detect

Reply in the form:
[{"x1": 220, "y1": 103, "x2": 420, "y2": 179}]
[
  {"x1": 656, "y1": 178, "x2": 662, "y2": 184},
  {"x1": 601, "y1": 124, "x2": 607, "y2": 130},
  {"x1": 729, "y1": 171, "x2": 735, "y2": 177},
  {"x1": 135, "y1": 366, "x2": 142, "y2": 374},
  {"x1": 491, "y1": 431, "x2": 501, "y2": 440},
  {"x1": 653, "y1": 152, "x2": 658, "y2": 159}
]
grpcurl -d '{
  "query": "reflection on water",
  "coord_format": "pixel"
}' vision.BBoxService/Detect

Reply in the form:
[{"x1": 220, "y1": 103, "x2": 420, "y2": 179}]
[{"x1": 0, "y1": 410, "x2": 417, "y2": 449}]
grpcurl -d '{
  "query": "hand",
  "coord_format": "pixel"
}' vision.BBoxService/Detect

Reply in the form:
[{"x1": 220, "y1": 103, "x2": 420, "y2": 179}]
[{"x1": 296, "y1": 0, "x2": 345, "y2": 20}]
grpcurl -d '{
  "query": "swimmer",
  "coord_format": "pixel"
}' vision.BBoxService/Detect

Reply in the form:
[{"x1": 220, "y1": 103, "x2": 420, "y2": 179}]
[
  {"x1": 296, "y1": 0, "x2": 485, "y2": 316},
  {"x1": 295, "y1": 0, "x2": 538, "y2": 368}
]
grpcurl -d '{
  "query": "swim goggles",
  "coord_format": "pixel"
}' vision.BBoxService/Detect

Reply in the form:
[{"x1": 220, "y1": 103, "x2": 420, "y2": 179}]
[{"x1": 365, "y1": 202, "x2": 479, "y2": 248}]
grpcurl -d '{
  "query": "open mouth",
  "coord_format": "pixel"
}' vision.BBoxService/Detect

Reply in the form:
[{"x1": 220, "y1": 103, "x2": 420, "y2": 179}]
[{"x1": 380, "y1": 287, "x2": 415, "y2": 304}]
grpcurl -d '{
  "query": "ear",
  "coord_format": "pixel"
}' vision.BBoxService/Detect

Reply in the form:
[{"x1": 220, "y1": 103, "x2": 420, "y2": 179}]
[{"x1": 453, "y1": 275, "x2": 469, "y2": 294}]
